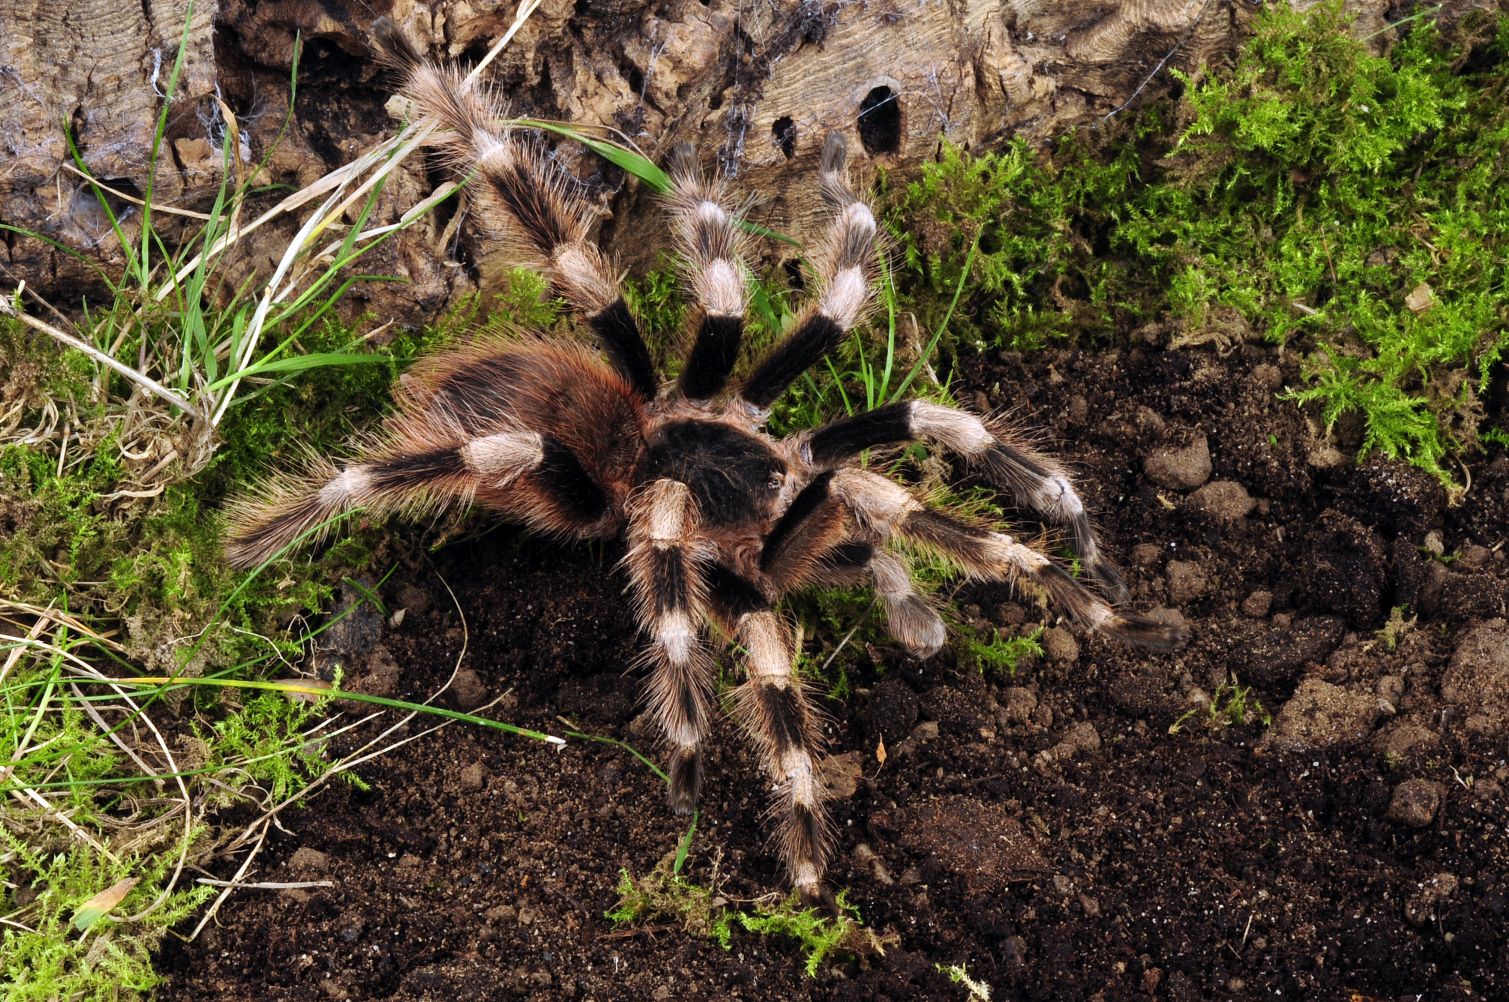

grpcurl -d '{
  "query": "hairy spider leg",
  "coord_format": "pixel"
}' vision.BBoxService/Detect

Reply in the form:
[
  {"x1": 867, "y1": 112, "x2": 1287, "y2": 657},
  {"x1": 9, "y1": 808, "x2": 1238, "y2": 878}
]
[
  {"x1": 804, "y1": 400, "x2": 1132, "y2": 602},
  {"x1": 224, "y1": 430, "x2": 545, "y2": 568},
  {"x1": 813, "y1": 542, "x2": 947, "y2": 659},
  {"x1": 227, "y1": 341, "x2": 644, "y2": 567},
  {"x1": 667, "y1": 143, "x2": 751, "y2": 400},
  {"x1": 740, "y1": 133, "x2": 879, "y2": 411},
  {"x1": 728, "y1": 607, "x2": 833, "y2": 906},
  {"x1": 830, "y1": 470, "x2": 1187, "y2": 649},
  {"x1": 758, "y1": 473, "x2": 946, "y2": 657},
  {"x1": 623, "y1": 478, "x2": 717, "y2": 813},
  {"x1": 393, "y1": 58, "x2": 657, "y2": 398}
]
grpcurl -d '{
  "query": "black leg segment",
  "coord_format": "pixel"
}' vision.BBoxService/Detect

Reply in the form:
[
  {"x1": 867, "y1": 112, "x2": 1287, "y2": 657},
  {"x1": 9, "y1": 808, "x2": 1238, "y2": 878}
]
[
  {"x1": 587, "y1": 298, "x2": 658, "y2": 400},
  {"x1": 537, "y1": 436, "x2": 609, "y2": 523},
  {"x1": 740, "y1": 314, "x2": 843, "y2": 409},
  {"x1": 806, "y1": 403, "x2": 914, "y2": 466},
  {"x1": 679, "y1": 313, "x2": 744, "y2": 399}
]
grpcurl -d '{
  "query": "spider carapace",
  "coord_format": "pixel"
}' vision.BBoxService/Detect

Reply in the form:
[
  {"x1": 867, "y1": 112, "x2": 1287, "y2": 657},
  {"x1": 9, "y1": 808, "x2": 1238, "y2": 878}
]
[{"x1": 227, "y1": 33, "x2": 1187, "y2": 906}]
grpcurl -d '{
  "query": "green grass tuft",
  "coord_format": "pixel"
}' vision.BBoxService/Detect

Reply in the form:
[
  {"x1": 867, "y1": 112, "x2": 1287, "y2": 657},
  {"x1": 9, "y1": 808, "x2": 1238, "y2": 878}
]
[{"x1": 959, "y1": 626, "x2": 1044, "y2": 677}]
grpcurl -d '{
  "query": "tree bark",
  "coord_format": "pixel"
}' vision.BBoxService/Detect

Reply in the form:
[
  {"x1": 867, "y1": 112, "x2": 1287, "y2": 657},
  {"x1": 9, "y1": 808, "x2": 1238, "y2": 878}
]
[{"x1": 0, "y1": 0, "x2": 1401, "y2": 322}]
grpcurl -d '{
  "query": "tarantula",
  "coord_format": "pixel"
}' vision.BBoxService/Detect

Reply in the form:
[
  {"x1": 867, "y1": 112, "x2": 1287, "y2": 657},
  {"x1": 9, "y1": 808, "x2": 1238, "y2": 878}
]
[{"x1": 226, "y1": 51, "x2": 1186, "y2": 905}]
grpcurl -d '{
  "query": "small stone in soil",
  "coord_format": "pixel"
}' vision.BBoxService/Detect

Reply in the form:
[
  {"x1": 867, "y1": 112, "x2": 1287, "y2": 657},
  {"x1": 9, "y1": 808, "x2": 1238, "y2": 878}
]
[
  {"x1": 287, "y1": 847, "x2": 330, "y2": 875},
  {"x1": 1185, "y1": 480, "x2": 1256, "y2": 520},
  {"x1": 459, "y1": 762, "x2": 485, "y2": 792},
  {"x1": 1403, "y1": 872, "x2": 1459, "y2": 927},
  {"x1": 1143, "y1": 434, "x2": 1211, "y2": 490},
  {"x1": 1042, "y1": 626, "x2": 1079, "y2": 664},
  {"x1": 1165, "y1": 560, "x2": 1210, "y2": 604},
  {"x1": 1241, "y1": 590, "x2": 1273, "y2": 617},
  {"x1": 999, "y1": 686, "x2": 1037, "y2": 726},
  {"x1": 1386, "y1": 778, "x2": 1444, "y2": 828},
  {"x1": 447, "y1": 668, "x2": 489, "y2": 710},
  {"x1": 1373, "y1": 720, "x2": 1440, "y2": 761},
  {"x1": 1258, "y1": 678, "x2": 1383, "y2": 753}
]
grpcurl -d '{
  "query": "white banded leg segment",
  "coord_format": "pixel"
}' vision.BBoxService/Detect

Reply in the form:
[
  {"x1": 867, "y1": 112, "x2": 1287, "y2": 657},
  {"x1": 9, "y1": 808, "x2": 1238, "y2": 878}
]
[
  {"x1": 869, "y1": 551, "x2": 947, "y2": 658},
  {"x1": 831, "y1": 470, "x2": 1185, "y2": 650},
  {"x1": 460, "y1": 430, "x2": 545, "y2": 486},
  {"x1": 818, "y1": 264, "x2": 871, "y2": 332},
  {"x1": 731, "y1": 610, "x2": 831, "y2": 900},
  {"x1": 625, "y1": 479, "x2": 716, "y2": 813},
  {"x1": 669, "y1": 146, "x2": 751, "y2": 399},
  {"x1": 225, "y1": 432, "x2": 546, "y2": 568},
  {"x1": 225, "y1": 457, "x2": 368, "y2": 568},
  {"x1": 797, "y1": 540, "x2": 944, "y2": 658},
  {"x1": 390, "y1": 61, "x2": 657, "y2": 397}
]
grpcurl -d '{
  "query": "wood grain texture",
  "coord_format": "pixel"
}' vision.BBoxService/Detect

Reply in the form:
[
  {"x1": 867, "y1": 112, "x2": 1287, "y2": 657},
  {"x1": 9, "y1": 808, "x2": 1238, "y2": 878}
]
[
  {"x1": 1, "y1": 0, "x2": 1406, "y2": 319},
  {"x1": 0, "y1": 0, "x2": 217, "y2": 283}
]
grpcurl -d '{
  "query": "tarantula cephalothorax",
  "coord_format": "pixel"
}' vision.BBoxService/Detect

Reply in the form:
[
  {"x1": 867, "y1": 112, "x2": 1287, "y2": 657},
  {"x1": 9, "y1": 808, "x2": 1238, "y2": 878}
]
[{"x1": 225, "y1": 52, "x2": 1186, "y2": 904}]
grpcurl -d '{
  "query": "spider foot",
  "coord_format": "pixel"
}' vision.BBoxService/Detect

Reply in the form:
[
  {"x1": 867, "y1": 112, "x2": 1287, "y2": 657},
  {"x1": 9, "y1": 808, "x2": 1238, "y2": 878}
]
[
  {"x1": 890, "y1": 594, "x2": 946, "y2": 659},
  {"x1": 1103, "y1": 609, "x2": 1189, "y2": 651},
  {"x1": 1084, "y1": 551, "x2": 1131, "y2": 605},
  {"x1": 667, "y1": 746, "x2": 703, "y2": 815},
  {"x1": 797, "y1": 880, "x2": 840, "y2": 917}
]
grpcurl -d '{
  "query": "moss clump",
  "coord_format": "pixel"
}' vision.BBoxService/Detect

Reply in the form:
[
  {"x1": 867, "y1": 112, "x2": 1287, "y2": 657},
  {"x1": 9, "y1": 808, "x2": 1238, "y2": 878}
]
[
  {"x1": 885, "y1": 134, "x2": 1151, "y2": 351},
  {"x1": 608, "y1": 856, "x2": 884, "y2": 977},
  {"x1": 888, "y1": 3, "x2": 1509, "y2": 488},
  {"x1": 0, "y1": 826, "x2": 215, "y2": 1001}
]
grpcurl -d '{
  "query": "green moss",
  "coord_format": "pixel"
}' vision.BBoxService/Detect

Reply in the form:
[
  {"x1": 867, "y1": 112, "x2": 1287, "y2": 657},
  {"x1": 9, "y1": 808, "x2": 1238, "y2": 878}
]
[
  {"x1": 886, "y1": 3, "x2": 1509, "y2": 489},
  {"x1": 623, "y1": 255, "x2": 689, "y2": 360},
  {"x1": 194, "y1": 688, "x2": 335, "y2": 807},
  {"x1": 608, "y1": 857, "x2": 882, "y2": 976},
  {"x1": 0, "y1": 830, "x2": 215, "y2": 1001},
  {"x1": 1168, "y1": 675, "x2": 1272, "y2": 734},
  {"x1": 959, "y1": 626, "x2": 1044, "y2": 677}
]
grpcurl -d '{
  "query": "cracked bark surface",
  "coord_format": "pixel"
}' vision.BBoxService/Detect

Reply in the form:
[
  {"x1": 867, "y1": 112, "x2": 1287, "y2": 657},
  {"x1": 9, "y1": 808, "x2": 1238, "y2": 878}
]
[{"x1": 0, "y1": 0, "x2": 1397, "y2": 321}]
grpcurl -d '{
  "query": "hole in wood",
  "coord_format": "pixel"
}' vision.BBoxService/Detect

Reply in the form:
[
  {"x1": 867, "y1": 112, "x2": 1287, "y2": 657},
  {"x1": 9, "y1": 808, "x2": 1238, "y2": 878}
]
[
  {"x1": 782, "y1": 257, "x2": 806, "y2": 292},
  {"x1": 772, "y1": 116, "x2": 796, "y2": 159},
  {"x1": 857, "y1": 86, "x2": 901, "y2": 155}
]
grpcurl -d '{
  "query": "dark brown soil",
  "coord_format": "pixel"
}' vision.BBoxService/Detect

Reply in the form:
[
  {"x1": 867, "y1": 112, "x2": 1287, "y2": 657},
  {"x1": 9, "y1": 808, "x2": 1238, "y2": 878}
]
[{"x1": 159, "y1": 341, "x2": 1509, "y2": 1001}]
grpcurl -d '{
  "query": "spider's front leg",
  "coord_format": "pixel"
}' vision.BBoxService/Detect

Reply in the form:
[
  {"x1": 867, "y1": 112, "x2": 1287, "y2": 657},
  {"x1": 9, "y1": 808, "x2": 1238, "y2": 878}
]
[
  {"x1": 388, "y1": 48, "x2": 658, "y2": 398},
  {"x1": 624, "y1": 479, "x2": 716, "y2": 813},
  {"x1": 804, "y1": 401, "x2": 1132, "y2": 602},
  {"x1": 666, "y1": 143, "x2": 751, "y2": 401},
  {"x1": 728, "y1": 604, "x2": 833, "y2": 906},
  {"x1": 739, "y1": 132, "x2": 878, "y2": 412}
]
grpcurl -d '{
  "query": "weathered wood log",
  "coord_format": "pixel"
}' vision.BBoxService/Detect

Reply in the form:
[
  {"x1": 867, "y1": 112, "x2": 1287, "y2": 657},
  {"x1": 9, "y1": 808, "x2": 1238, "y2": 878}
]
[{"x1": 0, "y1": 0, "x2": 1397, "y2": 321}]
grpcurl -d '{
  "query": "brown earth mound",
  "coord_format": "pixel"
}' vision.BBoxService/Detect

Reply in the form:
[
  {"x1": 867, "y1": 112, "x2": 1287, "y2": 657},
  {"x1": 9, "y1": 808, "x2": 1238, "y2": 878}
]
[{"x1": 159, "y1": 340, "x2": 1509, "y2": 1000}]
